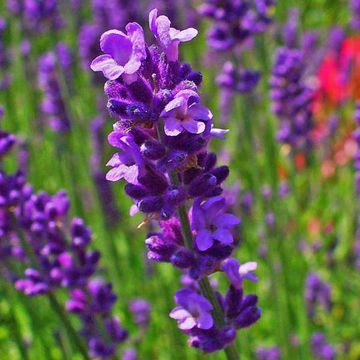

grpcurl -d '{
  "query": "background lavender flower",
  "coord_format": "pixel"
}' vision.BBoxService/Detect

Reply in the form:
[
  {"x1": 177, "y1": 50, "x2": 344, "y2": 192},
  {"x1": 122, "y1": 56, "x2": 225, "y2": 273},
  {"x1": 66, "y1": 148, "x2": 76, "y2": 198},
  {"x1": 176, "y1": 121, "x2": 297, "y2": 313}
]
[
  {"x1": 350, "y1": 0, "x2": 360, "y2": 30},
  {"x1": 305, "y1": 272, "x2": 332, "y2": 319},
  {"x1": 0, "y1": 115, "x2": 150, "y2": 359},
  {"x1": 91, "y1": 116, "x2": 120, "y2": 226},
  {"x1": 199, "y1": 0, "x2": 275, "y2": 51},
  {"x1": 10, "y1": 0, "x2": 64, "y2": 32},
  {"x1": 216, "y1": 62, "x2": 261, "y2": 94},
  {"x1": 282, "y1": 8, "x2": 299, "y2": 48},
  {"x1": 256, "y1": 346, "x2": 281, "y2": 360},
  {"x1": 310, "y1": 332, "x2": 336, "y2": 360},
  {"x1": 38, "y1": 51, "x2": 71, "y2": 133},
  {"x1": 270, "y1": 47, "x2": 314, "y2": 154},
  {"x1": 0, "y1": 18, "x2": 8, "y2": 69},
  {"x1": 129, "y1": 298, "x2": 151, "y2": 329}
]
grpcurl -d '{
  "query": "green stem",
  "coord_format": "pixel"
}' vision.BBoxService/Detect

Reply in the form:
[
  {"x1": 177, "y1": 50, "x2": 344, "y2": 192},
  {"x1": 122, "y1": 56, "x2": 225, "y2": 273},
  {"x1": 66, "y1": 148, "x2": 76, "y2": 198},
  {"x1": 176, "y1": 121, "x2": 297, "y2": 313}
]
[{"x1": 47, "y1": 293, "x2": 90, "y2": 360}]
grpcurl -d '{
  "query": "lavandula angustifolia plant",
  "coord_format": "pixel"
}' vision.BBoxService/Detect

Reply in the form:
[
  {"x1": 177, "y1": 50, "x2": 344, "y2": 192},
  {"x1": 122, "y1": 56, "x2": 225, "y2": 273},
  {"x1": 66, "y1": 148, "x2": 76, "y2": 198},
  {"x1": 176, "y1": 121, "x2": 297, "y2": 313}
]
[
  {"x1": 56, "y1": 42, "x2": 74, "y2": 95},
  {"x1": 304, "y1": 272, "x2": 332, "y2": 319},
  {"x1": 255, "y1": 346, "x2": 281, "y2": 360},
  {"x1": 0, "y1": 18, "x2": 12, "y2": 92},
  {"x1": 0, "y1": 18, "x2": 8, "y2": 69},
  {"x1": 0, "y1": 114, "x2": 149, "y2": 359},
  {"x1": 270, "y1": 46, "x2": 314, "y2": 157},
  {"x1": 310, "y1": 332, "x2": 336, "y2": 360},
  {"x1": 38, "y1": 51, "x2": 71, "y2": 133},
  {"x1": 350, "y1": 0, "x2": 360, "y2": 30},
  {"x1": 198, "y1": 0, "x2": 275, "y2": 51},
  {"x1": 91, "y1": 115, "x2": 120, "y2": 226},
  {"x1": 92, "y1": 9, "x2": 260, "y2": 358},
  {"x1": 7, "y1": 0, "x2": 64, "y2": 32}
]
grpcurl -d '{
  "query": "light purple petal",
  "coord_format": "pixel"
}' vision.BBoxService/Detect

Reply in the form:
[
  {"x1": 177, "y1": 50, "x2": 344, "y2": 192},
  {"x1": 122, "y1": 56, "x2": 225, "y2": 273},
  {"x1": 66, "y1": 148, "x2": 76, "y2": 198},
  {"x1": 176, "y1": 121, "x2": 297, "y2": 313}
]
[
  {"x1": 171, "y1": 28, "x2": 198, "y2": 42},
  {"x1": 169, "y1": 307, "x2": 189, "y2": 320},
  {"x1": 164, "y1": 117, "x2": 183, "y2": 136},
  {"x1": 108, "y1": 131, "x2": 126, "y2": 149},
  {"x1": 100, "y1": 30, "x2": 132, "y2": 65},
  {"x1": 213, "y1": 213, "x2": 240, "y2": 228},
  {"x1": 178, "y1": 316, "x2": 197, "y2": 330},
  {"x1": 213, "y1": 228, "x2": 233, "y2": 245},
  {"x1": 197, "y1": 311, "x2": 213, "y2": 330},
  {"x1": 239, "y1": 262, "x2": 259, "y2": 282},
  {"x1": 149, "y1": 9, "x2": 158, "y2": 34},
  {"x1": 188, "y1": 104, "x2": 213, "y2": 121},
  {"x1": 182, "y1": 119, "x2": 205, "y2": 134},
  {"x1": 196, "y1": 229, "x2": 214, "y2": 251},
  {"x1": 155, "y1": 15, "x2": 172, "y2": 48},
  {"x1": 221, "y1": 258, "x2": 242, "y2": 289},
  {"x1": 211, "y1": 126, "x2": 229, "y2": 139},
  {"x1": 106, "y1": 153, "x2": 122, "y2": 167},
  {"x1": 129, "y1": 204, "x2": 139, "y2": 216},
  {"x1": 202, "y1": 196, "x2": 225, "y2": 222},
  {"x1": 123, "y1": 164, "x2": 139, "y2": 184},
  {"x1": 176, "y1": 89, "x2": 200, "y2": 105},
  {"x1": 161, "y1": 96, "x2": 184, "y2": 115},
  {"x1": 90, "y1": 54, "x2": 124, "y2": 80},
  {"x1": 106, "y1": 164, "x2": 128, "y2": 182},
  {"x1": 165, "y1": 42, "x2": 179, "y2": 62},
  {"x1": 125, "y1": 22, "x2": 146, "y2": 74}
]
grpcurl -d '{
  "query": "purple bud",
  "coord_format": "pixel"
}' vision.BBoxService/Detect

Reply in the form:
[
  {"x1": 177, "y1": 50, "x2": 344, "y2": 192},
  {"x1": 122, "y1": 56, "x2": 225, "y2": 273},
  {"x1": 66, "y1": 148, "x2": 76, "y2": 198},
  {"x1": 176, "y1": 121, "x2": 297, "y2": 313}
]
[
  {"x1": 210, "y1": 166, "x2": 229, "y2": 184},
  {"x1": 140, "y1": 140, "x2": 166, "y2": 160},
  {"x1": 170, "y1": 249, "x2": 195, "y2": 268},
  {"x1": 138, "y1": 196, "x2": 164, "y2": 213},
  {"x1": 124, "y1": 184, "x2": 148, "y2": 199},
  {"x1": 188, "y1": 174, "x2": 217, "y2": 197},
  {"x1": 234, "y1": 306, "x2": 261, "y2": 329}
]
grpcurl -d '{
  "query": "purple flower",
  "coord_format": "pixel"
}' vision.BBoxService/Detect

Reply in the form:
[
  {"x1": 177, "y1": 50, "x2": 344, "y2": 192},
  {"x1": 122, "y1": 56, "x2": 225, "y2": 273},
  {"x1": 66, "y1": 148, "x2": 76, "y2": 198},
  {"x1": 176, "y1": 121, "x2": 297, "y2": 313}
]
[
  {"x1": 91, "y1": 23, "x2": 146, "y2": 81},
  {"x1": 350, "y1": 0, "x2": 360, "y2": 30},
  {"x1": 0, "y1": 117, "x2": 141, "y2": 359},
  {"x1": 256, "y1": 346, "x2": 281, "y2": 360},
  {"x1": 216, "y1": 62, "x2": 261, "y2": 93},
  {"x1": 0, "y1": 127, "x2": 16, "y2": 158},
  {"x1": 192, "y1": 196, "x2": 240, "y2": 251},
  {"x1": 160, "y1": 90, "x2": 212, "y2": 136},
  {"x1": 170, "y1": 288, "x2": 213, "y2": 330},
  {"x1": 221, "y1": 258, "x2": 258, "y2": 289},
  {"x1": 129, "y1": 298, "x2": 151, "y2": 328},
  {"x1": 199, "y1": 0, "x2": 275, "y2": 51},
  {"x1": 310, "y1": 332, "x2": 336, "y2": 360},
  {"x1": 106, "y1": 131, "x2": 144, "y2": 183},
  {"x1": 149, "y1": 8, "x2": 198, "y2": 62},
  {"x1": 305, "y1": 272, "x2": 331, "y2": 318},
  {"x1": 270, "y1": 47, "x2": 313, "y2": 153},
  {"x1": 122, "y1": 348, "x2": 137, "y2": 360}
]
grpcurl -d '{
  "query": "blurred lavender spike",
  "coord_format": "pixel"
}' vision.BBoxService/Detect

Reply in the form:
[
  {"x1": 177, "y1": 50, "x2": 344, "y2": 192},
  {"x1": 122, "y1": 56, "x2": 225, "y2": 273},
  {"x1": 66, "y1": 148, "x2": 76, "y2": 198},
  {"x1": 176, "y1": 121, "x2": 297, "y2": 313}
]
[{"x1": 91, "y1": 116, "x2": 120, "y2": 226}]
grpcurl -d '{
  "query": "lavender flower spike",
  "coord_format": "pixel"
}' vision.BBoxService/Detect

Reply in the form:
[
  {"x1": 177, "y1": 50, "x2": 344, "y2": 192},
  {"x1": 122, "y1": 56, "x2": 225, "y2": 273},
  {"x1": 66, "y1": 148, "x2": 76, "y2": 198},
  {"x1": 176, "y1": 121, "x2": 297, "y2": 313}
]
[
  {"x1": 149, "y1": 8, "x2": 198, "y2": 62},
  {"x1": 93, "y1": 9, "x2": 260, "y2": 356},
  {"x1": 91, "y1": 23, "x2": 146, "y2": 81}
]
